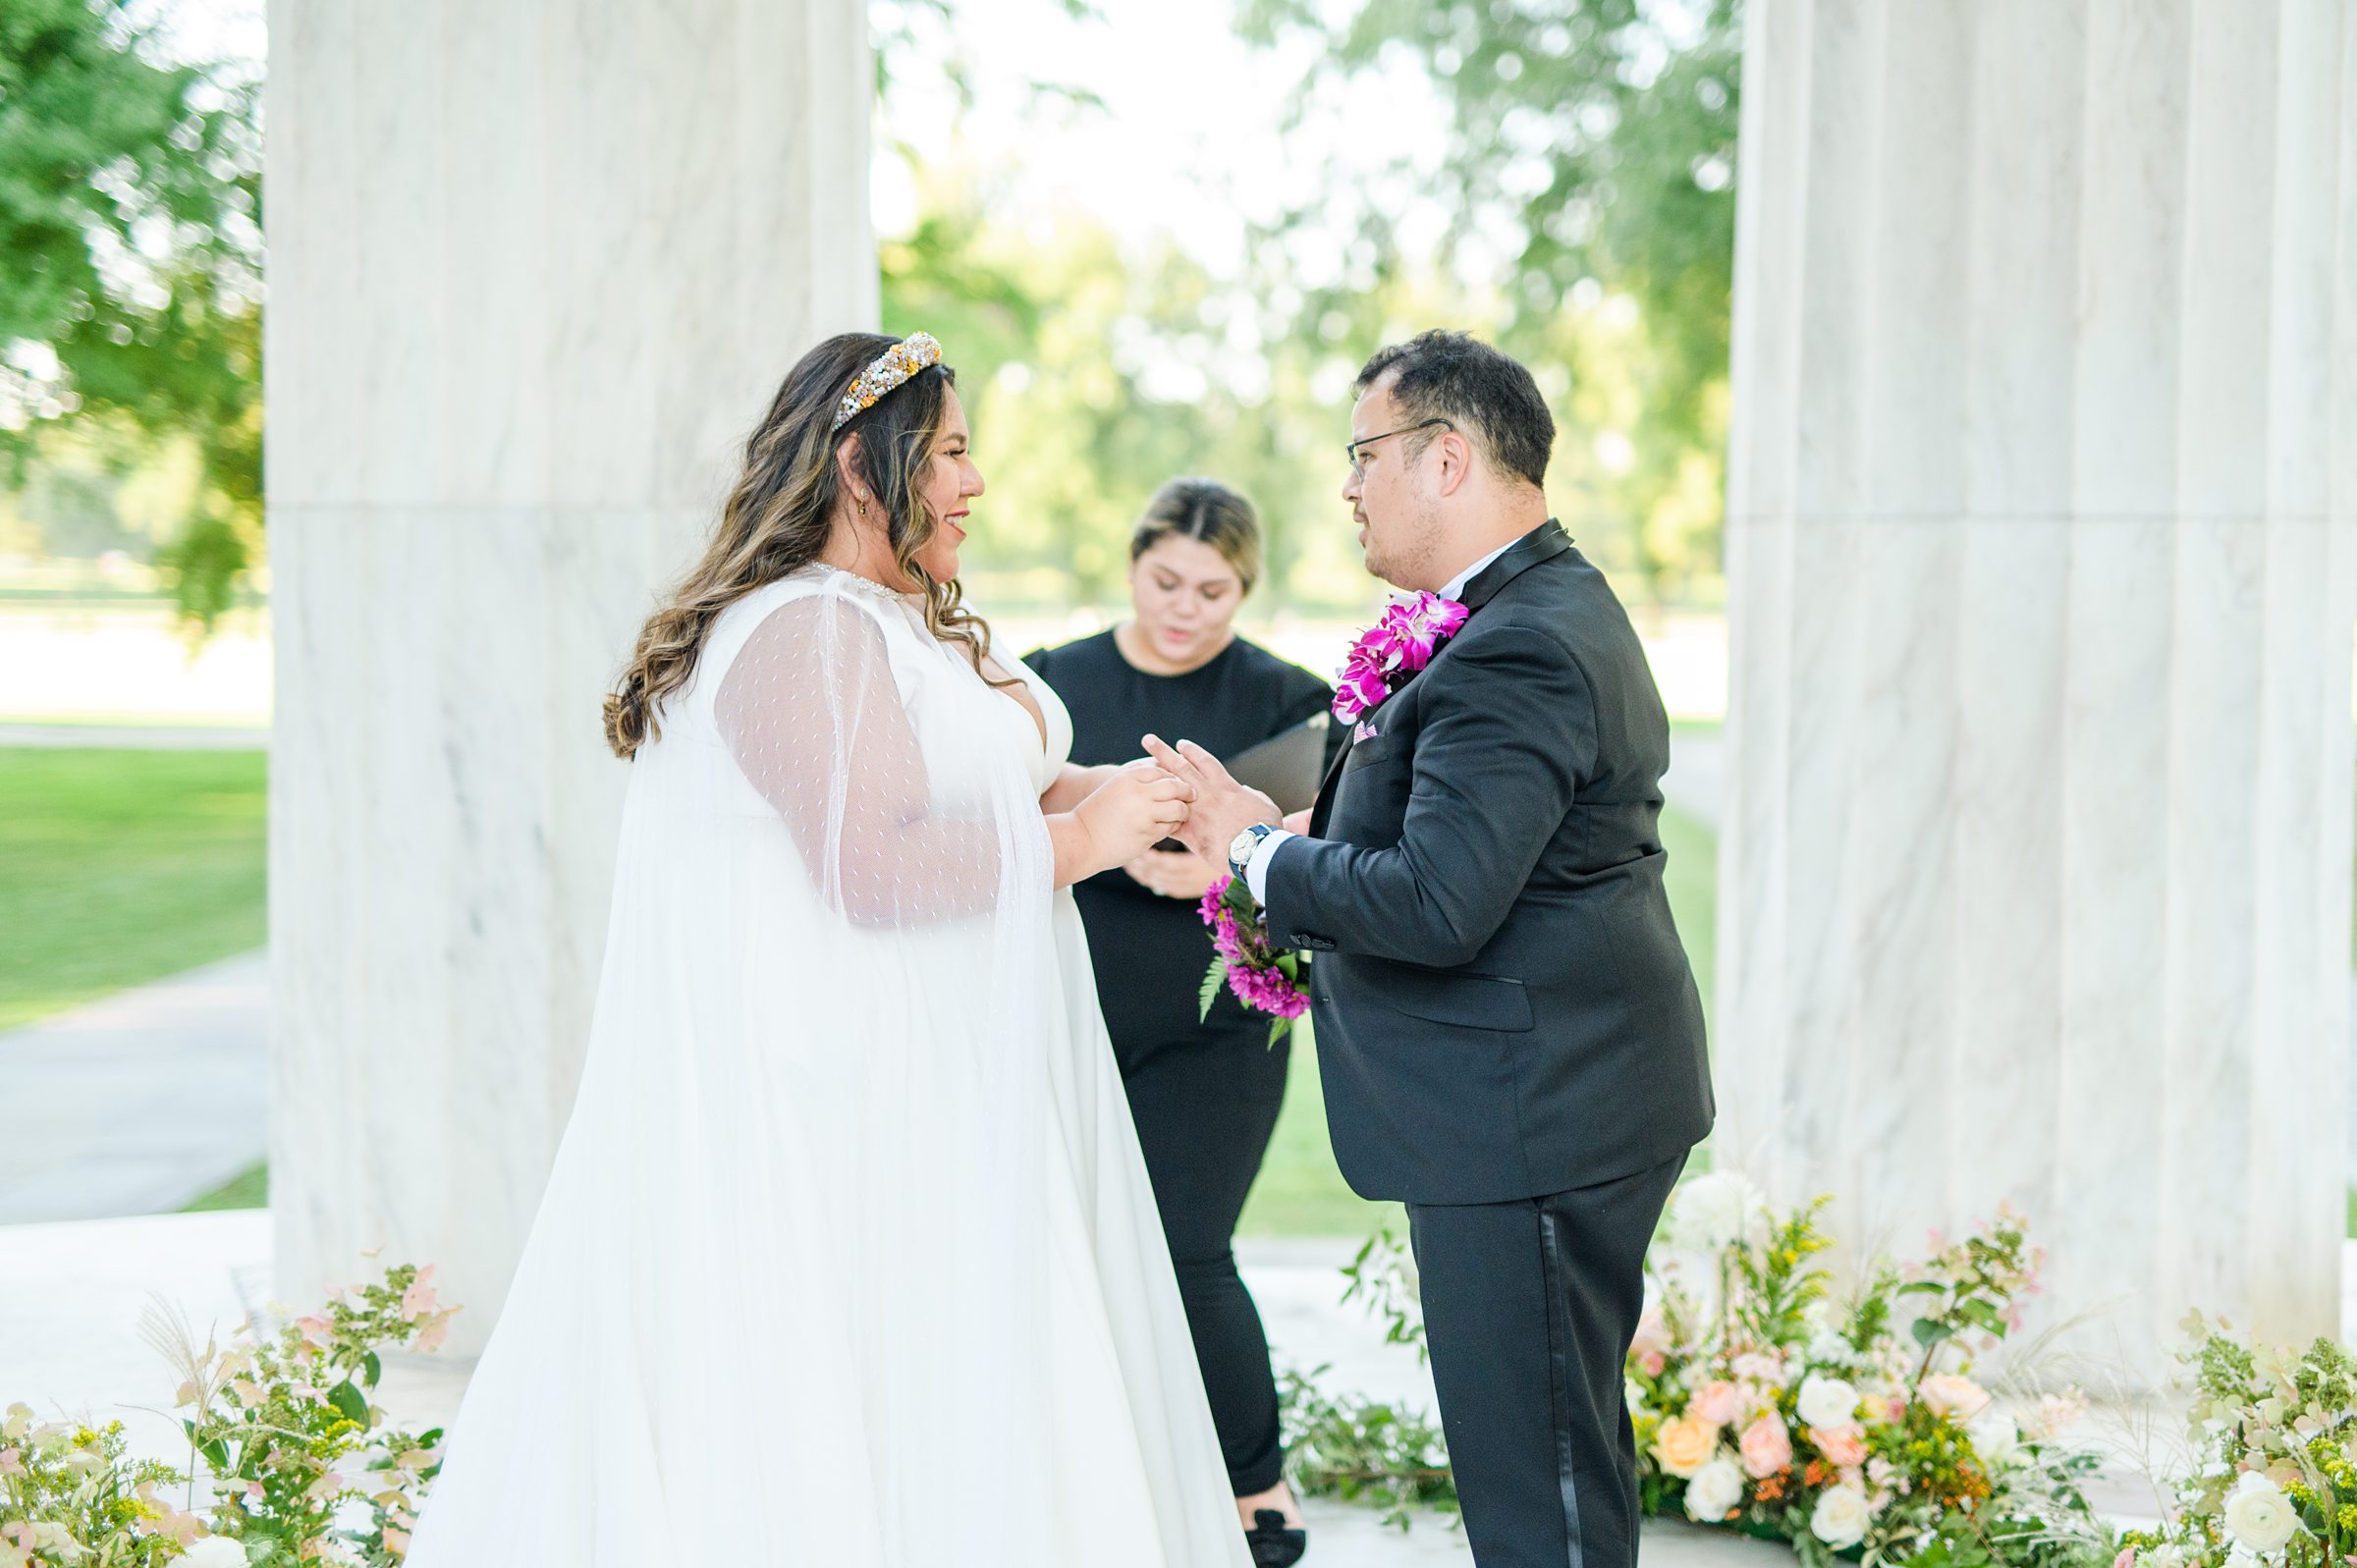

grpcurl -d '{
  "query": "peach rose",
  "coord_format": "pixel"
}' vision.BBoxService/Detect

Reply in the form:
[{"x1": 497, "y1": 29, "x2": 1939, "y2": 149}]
[
  {"x1": 1690, "y1": 1380, "x2": 1744, "y2": 1429},
  {"x1": 1918, "y1": 1375, "x2": 1991, "y2": 1423},
  {"x1": 1637, "y1": 1349, "x2": 1667, "y2": 1378},
  {"x1": 1811, "y1": 1422, "x2": 1868, "y2": 1468},
  {"x1": 1652, "y1": 1414, "x2": 1718, "y2": 1479},
  {"x1": 1739, "y1": 1412, "x2": 1793, "y2": 1479}
]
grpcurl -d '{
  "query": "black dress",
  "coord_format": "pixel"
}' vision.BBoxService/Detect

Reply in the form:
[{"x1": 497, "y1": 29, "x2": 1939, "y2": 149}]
[{"x1": 1024, "y1": 628, "x2": 1335, "y2": 1497}]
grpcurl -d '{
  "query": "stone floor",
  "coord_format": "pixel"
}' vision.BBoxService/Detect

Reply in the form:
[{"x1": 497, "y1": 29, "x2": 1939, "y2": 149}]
[
  {"x1": 0, "y1": 1211, "x2": 1782, "y2": 1567},
  {"x1": 0, "y1": 951, "x2": 269, "y2": 1223}
]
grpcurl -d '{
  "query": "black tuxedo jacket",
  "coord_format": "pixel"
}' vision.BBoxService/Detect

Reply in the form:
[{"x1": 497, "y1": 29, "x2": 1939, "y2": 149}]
[{"x1": 1263, "y1": 520, "x2": 1713, "y2": 1205}]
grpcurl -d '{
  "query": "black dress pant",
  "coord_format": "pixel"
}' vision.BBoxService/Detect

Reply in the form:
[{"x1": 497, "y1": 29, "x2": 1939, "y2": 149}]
[
  {"x1": 1406, "y1": 1152, "x2": 1688, "y2": 1568},
  {"x1": 1120, "y1": 1030, "x2": 1292, "y2": 1496}
]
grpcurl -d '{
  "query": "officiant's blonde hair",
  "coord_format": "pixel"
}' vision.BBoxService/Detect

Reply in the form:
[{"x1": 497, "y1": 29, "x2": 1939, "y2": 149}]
[
  {"x1": 1130, "y1": 476, "x2": 1263, "y2": 594},
  {"x1": 604, "y1": 332, "x2": 998, "y2": 758}
]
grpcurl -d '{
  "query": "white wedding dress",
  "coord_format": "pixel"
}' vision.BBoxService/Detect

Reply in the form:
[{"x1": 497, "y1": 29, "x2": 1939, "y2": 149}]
[{"x1": 406, "y1": 565, "x2": 1249, "y2": 1566}]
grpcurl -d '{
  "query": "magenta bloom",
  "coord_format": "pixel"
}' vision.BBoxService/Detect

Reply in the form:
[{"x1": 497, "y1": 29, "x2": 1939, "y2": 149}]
[
  {"x1": 1330, "y1": 591, "x2": 1470, "y2": 722},
  {"x1": 1196, "y1": 874, "x2": 1310, "y2": 1038},
  {"x1": 1332, "y1": 652, "x2": 1392, "y2": 725}
]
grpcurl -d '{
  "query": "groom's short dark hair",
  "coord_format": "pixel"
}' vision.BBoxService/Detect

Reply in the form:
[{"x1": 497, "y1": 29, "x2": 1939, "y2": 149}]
[{"x1": 1354, "y1": 331, "x2": 1554, "y2": 490}]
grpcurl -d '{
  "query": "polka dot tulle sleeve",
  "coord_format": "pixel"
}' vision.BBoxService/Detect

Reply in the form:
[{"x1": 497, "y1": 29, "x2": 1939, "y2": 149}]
[{"x1": 715, "y1": 592, "x2": 1007, "y2": 926}]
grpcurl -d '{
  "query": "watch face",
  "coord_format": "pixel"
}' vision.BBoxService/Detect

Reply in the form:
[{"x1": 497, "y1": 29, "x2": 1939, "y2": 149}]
[{"x1": 1229, "y1": 828, "x2": 1261, "y2": 865}]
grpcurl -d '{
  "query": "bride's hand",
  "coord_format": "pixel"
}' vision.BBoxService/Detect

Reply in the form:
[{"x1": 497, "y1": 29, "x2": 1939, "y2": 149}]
[
  {"x1": 1075, "y1": 761, "x2": 1193, "y2": 871},
  {"x1": 1122, "y1": 846, "x2": 1227, "y2": 900}
]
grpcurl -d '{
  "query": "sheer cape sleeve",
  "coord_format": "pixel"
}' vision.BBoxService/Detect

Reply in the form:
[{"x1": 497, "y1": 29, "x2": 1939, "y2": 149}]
[{"x1": 714, "y1": 591, "x2": 1004, "y2": 926}]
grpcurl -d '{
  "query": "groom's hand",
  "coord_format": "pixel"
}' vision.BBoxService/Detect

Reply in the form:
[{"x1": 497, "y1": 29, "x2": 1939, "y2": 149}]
[{"x1": 1140, "y1": 735, "x2": 1281, "y2": 867}]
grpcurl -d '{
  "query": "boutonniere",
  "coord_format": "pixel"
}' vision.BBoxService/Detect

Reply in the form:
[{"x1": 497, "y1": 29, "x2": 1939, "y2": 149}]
[{"x1": 1332, "y1": 591, "x2": 1470, "y2": 726}]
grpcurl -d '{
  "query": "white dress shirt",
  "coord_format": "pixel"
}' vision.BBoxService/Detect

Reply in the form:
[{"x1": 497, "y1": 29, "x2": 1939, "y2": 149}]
[{"x1": 1241, "y1": 537, "x2": 1519, "y2": 902}]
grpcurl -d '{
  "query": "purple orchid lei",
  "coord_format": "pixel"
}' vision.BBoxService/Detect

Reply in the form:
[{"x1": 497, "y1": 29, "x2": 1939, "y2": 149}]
[
  {"x1": 1197, "y1": 874, "x2": 1310, "y2": 1044},
  {"x1": 1332, "y1": 590, "x2": 1471, "y2": 726}
]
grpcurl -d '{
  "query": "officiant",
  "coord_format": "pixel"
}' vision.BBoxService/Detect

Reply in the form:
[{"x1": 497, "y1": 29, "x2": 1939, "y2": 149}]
[{"x1": 1026, "y1": 477, "x2": 1340, "y2": 1560}]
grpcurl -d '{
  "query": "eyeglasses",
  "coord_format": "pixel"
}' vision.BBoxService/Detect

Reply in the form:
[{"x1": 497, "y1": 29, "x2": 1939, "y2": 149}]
[{"x1": 1345, "y1": 418, "x2": 1453, "y2": 480}]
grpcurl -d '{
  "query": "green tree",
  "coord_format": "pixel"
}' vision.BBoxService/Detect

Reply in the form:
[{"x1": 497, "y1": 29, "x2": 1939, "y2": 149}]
[
  {"x1": 1238, "y1": 0, "x2": 1741, "y2": 603},
  {"x1": 880, "y1": 184, "x2": 1411, "y2": 616},
  {"x1": 0, "y1": 0, "x2": 262, "y2": 623}
]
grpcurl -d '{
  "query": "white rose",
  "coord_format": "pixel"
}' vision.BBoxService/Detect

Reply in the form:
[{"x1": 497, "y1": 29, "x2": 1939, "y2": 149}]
[
  {"x1": 1671, "y1": 1172, "x2": 1768, "y2": 1253},
  {"x1": 179, "y1": 1538, "x2": 249, "y2": 1568},
  {"x1": 1807, "y1": 1330, "x2": 1855, "y2": 1366},
  {"x1": 2224, "y1": 1472, "x2": 2300, "y2": 1553},
  {"x1": 1797, "y1": 1374, "x2": 1860, "y2": 1430},
  {"x1": 1684, "y1": 1456, "x2": 1746, "y2": 1523},
  {"x1": 2146, "y1": 1547, "x2": 2185, "y2": 1568},
  {"x1": 1967, "y1": 1410, "x2": 2022, "y2": 1470},
  {"x1": 1810, "y1": 1484, "x2": 1872, "y2": 1549}
]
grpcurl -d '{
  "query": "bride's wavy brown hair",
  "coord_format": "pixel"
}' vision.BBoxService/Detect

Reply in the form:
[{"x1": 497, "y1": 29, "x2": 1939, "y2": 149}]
[{"x1": 604, "y1": 332, "x2": 1004, "y2": 758}]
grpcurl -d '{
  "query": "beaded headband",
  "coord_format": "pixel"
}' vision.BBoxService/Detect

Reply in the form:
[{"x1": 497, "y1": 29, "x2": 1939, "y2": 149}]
[{"x1": 830, "y1": 332, "x2": 944, "y2": 433}]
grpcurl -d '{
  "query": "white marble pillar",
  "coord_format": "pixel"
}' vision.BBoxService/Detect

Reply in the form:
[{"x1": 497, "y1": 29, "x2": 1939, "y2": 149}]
[
  {"x1": 1720, "y1": 0, "x2": 2357, "y2": 1367},
  {"x1": 265, "y1": 0, "x2": 876, "y2": 1348}
]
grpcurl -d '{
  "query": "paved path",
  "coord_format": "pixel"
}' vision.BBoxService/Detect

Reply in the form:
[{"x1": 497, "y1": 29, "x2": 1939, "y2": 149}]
[
  {"x1": 0, "y1": 951, "x2": 268, "y2": 1223},
  {"x1": 0, "y1": 1211, "x2": 1780, "y2": 1567},
  {"x1": 0, "y1": 723, "x2": 269, "y2": 749}
]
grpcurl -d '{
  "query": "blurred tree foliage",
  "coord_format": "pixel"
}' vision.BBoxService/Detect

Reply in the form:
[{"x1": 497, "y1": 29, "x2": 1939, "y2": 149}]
[
  {"x1": 876, "y1": 177, "x2": 1452, "y2": 618},
  {"x1": 1236, "y1": 0, "x2": 1740, "y2": 604},
  {"x1": 880, "y1": 189, "x2": 1418, "y2": 616},
  {"x1": 1, "y1": 0, "x2": 1735, "y2": 626},
  {"x1": 0, "y1": 0, "x2": 262, "y2": 622}
]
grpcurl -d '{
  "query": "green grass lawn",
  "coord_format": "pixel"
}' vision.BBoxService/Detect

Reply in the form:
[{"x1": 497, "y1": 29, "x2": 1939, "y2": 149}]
[
  {"x1": 1239, "y1": 802, "x2": 1719, "y2": 1238},
  {"x1": 183, "y1": 1162, "x2": 268, "y2": 1212},
  {"x1": 0, "y1": 747, "x2": 267, "y2": 1031},
  {"x1": 9, "y1": 746, "x2": 1726, "y2": 1236}
]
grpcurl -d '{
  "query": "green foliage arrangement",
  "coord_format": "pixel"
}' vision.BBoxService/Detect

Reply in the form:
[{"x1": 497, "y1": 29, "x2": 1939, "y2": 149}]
[
  {"x1": 1, "y1": 1263, "x2": 457, "y2": 1567},
  {"x1": 1284, "y1": 1178, "x2": 2122, "y2": 1568},
  {"x1": 2117, "y1": 1321, "x2": 2357, "y2": 1568},
  {"x1": 1634, "y1": 1177, "x2": 2108, "y2": 1568}
]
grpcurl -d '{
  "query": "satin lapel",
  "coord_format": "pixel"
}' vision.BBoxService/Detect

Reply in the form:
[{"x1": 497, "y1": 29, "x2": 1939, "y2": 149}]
[{"x1": 1308, "y1": 733, "x2": 1349, "y2": 838}]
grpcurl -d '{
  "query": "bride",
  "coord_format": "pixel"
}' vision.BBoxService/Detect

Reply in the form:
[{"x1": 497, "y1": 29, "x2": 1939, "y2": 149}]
[{"x1": 404, "y1": 332, "x2": 1252, "y2": 1566}]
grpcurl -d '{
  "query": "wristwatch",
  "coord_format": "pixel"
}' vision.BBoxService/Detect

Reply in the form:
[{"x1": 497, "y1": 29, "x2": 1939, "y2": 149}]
[{"x1": 1228, "y1": 823, "x2": 1277, "y2": 880}]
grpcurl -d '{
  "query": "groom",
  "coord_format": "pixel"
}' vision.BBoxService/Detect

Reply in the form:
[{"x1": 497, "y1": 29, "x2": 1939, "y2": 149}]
[{"x1": 1149, "y1": 331, "x2": 1713, "y2": 1568}]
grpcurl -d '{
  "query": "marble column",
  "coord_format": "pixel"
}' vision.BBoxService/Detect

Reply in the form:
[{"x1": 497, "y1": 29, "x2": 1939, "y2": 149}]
[
  {"x1": 265, "y1": 0, "x2": 876, "y2": 1349},
  {"x1": 1720, "y1": 0, "x2": 2357, "y2": 1368}
]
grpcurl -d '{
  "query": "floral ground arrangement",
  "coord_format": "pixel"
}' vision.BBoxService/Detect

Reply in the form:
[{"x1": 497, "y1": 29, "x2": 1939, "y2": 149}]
[
  {"x1": 1625, "y1": 1179, "x2": 2106, "y2": 1568},
  {"x1": 9, "y1": 1196, "x2": 2355, "y2": 1567},
  {"x1": 1, "y1": 1263, "x2": 455, "y2": 1567},
  {"x1": 1283, "y1": 1174, "x2": 2357, "y2": 1568}
]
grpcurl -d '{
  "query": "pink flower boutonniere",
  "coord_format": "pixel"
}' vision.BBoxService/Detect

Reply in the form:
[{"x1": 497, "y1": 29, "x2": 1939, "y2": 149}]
[
  {"x1": 1332, "y1": 591, "x2": 1471, "y2": 726},
  {"x1": 1197, "y1": 875, "x2": 1310, "y2": 1044}
]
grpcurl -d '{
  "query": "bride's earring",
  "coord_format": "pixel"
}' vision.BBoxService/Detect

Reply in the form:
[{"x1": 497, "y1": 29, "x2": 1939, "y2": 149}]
[{"x1": 856, "y1": 495, "x2": 869, "y2": 519}]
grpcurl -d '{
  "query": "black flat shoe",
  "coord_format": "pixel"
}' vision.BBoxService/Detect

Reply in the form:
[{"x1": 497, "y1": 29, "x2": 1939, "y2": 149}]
[{"x1": 1244, "y1": 1508, "x2": 1306, "y2": 1567}]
